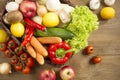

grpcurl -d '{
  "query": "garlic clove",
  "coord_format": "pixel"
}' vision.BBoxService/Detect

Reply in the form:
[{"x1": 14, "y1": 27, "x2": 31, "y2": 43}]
[
  {"x1": 104, "y1": 0, "x2": 115, "y2": 6},
  {"x1": 89, "y1": 0, "x2": 100, "y2": 10},
  {"x1": 9, "y1": 70, "x2": 12, "y2": 74}
]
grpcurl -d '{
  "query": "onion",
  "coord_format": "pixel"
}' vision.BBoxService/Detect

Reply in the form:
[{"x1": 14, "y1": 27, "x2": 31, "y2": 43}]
[
  {"x1": 0, "y1": 63, "x2": 12, "y2": 74},
  {"x1": 36, "y1": 2, "x2": 48, "y2": 17},
  {"x1": 6, "y1": 2, "x2": 19, "y2": 12}
]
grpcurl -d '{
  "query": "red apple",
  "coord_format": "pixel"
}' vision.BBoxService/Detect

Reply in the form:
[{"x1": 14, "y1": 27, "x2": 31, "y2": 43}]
[
  {"x1": 20, "y1": 1, "x2": 36, "y2": 18},
  {"x1": 60, "y1": 66, "x2": 75, "y2": 80},
  {"x1": 39, "y1": 69, "x2": 56, "y2": 80}
]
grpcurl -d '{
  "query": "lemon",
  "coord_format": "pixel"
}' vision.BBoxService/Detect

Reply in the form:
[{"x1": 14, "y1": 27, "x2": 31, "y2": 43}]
[
  {"x1": 100, "y1": 7, "x2": 115, "y2": 19},
  {"x1": 10, "y1": 22, "x2": 25, "y2": 37},
  {"x1": 0, "y1": 29, "x2": 9, "y2": 42},
  {"x1": 43, "y1": 12, "x2": 60, "y2": 27}
]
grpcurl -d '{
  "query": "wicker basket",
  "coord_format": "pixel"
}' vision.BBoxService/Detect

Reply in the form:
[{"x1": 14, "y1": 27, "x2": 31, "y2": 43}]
[{"x1": 0, "y1": 0, "x2": 74, "y2": 67}]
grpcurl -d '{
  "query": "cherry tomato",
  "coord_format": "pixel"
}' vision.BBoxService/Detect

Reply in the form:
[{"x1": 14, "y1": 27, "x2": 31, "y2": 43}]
[
  {"x1": 8, "y1": 39, "x2": 17, "y2": 49},
  {"x1": 4, "y1": 49, "x2": 14, "y2": 58},
  {"x1": 14, "y1": 62, "x2": 23, "y2": 71},
  {"x1": 22, "y1": 66, "x2": 31, "y2": 74},
  {"x1": 85, "y1": 45, "x2": 94, "y2": 54},
  {"x1": 20, "y1": 53, "x2": 28, "y2": 61},
  {"x1": 10, "y1": 56, "x2": 19, "y2": 64},
  {"x1": 0, "y1": 43, "x2": 6, "y2": 51},
  {"x1": 92, "y1": 56, "x2": 102, "y2": 64},
  {"x1": 14, "y1": 46, "x2": 23, "y2": 56},
  {"x1": 26, "y1": 57, "x2": 35, "y2": 68}
]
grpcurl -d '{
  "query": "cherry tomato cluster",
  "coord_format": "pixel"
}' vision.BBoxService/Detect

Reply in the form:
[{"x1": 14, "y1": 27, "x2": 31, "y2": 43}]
[
  {"x1": 84, "y1": 45, "x2": 102, "y2": 64},
  {"x1": 2, "y1": 39, "x2": 35, "y2": 74}
]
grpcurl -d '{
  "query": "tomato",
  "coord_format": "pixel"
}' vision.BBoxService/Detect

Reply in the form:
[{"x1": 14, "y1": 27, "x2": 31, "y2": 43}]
[
  {"x1": 26, "y1": 57, "x2": 35, "y2": 68},
  {"x1": 14, "y1": 62, "x2": 23, "y2": 71},
  {"x1": 22, "y1": 66, "x2": 31, "y2": 74},
  {"x1": 10, "y1": 56, "x2": 19, "y2": 64},
  {"x1": 20, "y1": 53, "x2": 28, "y2": 61},
  {"x1": 8, "y1": 39, "x2": 17, "y2": 49},
  {"x1": 14, "y1": 46, "x2": 23, "y2": 56},
  {"x1": 92, "y1": 56, "x2": 102, "y2": 64},
  {"x1": 85, "y1": 46, "x2": 94, "y2": 54},
  {"x1": 4, "y1": 49, "x2": 14, "y2": 58},
  {"x1": 0, "y1": 43, "x2": 6, "y2": 51}
]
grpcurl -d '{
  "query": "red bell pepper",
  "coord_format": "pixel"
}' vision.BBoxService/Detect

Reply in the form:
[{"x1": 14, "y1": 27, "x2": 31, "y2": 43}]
[{"x1": 48, "y1": 41, "x2": 73, "y2": 64}]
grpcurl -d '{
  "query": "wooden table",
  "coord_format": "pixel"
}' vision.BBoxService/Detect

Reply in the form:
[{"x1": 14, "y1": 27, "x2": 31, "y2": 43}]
[{"x1": 0, "y1": 0, "x2": 120, "y2": 80}]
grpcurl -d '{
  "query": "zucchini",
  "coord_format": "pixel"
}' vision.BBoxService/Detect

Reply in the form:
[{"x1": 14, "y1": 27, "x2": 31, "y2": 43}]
[{"x1": 34, "y1": 28, "x2": 74, "y2": 40}]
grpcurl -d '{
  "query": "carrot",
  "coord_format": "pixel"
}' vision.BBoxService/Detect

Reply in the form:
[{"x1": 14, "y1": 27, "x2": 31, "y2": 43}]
[
  {"x1": 26, "y1": 43, "x2": 36, "y2": 58},
  {"x1": 36, "y1": 52, "x2": 44, "y2": 65},
  {"x1": 30, "y1": 36, "x2": 48, "y2": 57},
  {"x1": 37, "y1": 37, "x2": 62, "y2": 44}
]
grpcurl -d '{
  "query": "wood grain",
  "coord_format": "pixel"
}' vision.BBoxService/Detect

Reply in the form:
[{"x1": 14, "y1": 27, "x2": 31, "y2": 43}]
[{"x1": 0, "y1": 0, "x2": 120, "y2": 80}]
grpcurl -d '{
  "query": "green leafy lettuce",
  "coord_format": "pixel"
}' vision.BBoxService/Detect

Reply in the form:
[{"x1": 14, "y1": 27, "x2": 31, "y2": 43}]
[{"x1": 65, "y1": 6, "x2": 99, "y2": 54}]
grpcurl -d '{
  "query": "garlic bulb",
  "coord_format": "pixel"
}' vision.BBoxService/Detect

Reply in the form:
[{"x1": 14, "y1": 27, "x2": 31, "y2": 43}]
[
  {"x1": 0, "y1": 63, "x2": 12, "y2": 74},
  {"x1": 104, "y1": 0, "x2": 115, "y2": 6},
  {"x1": 89, "y1": 0, "x2": 100, "y2": 10}
]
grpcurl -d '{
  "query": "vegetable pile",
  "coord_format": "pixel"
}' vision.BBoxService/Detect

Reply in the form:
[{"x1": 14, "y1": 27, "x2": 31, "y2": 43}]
[{"x1": 0, "y1": 0, "x2": 99, "y2": 76}]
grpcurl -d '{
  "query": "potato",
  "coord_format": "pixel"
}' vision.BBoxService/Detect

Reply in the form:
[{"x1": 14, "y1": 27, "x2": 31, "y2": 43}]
[{"x1": 6, "y1": 10, "x2": 23, "y2": 24}]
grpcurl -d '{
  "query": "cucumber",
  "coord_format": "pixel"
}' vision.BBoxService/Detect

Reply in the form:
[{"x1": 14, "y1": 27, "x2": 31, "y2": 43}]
[{"x1": 34, "y1": 28, "x2": 74, "y2": 39}]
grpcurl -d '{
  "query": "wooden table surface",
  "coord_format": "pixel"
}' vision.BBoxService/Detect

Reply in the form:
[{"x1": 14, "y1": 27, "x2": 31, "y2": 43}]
[{"x1": 0, "y1": 0, "x2": 120, "y2": 80}]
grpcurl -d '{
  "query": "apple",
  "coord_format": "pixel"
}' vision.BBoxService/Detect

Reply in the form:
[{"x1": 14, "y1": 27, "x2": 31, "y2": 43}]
[
  {"x1": 19, "y1": 1, "x2": 36, "y2": 18},
  {"x1": 60, "y1": 66, "x2": 75, "y2": 80},
  {"x1": 85, "y1": 45, "x2": 94, "y2": 54},
  {"x1": 39, "y1": 69, "x2": 56, "y2": 80}
]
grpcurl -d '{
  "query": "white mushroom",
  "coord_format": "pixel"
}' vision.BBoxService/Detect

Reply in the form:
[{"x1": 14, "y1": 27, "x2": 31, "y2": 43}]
[
  {"x1": 89, "y1": 0, "x2": 100, "y2": 10},
  {"x1": 104, "y1": 0, "x2": 115, "y2": 6}
]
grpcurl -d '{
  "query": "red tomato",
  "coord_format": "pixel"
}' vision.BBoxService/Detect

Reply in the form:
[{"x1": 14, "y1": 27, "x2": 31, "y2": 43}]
[
  {"x1": 92, "y1": 56, "x2": 102, "y2": 64},
  {"x1": 14, "y1": 46, "x2": 23, "y2": 56},
  {"x1": 14, "y1": 62, "x2": 23, "y2": 71},
  {"x1": 10, "y1": 56, "x2": 19, "y2": 64},
  {"x1": 85, "y1": 46, "x2": 94, "y2": 54},
  {"x1": 4, "y1": 49, "x2": 14, "y2": 58},
  {"x1": 22, "y1": 66, "x2": 31, "y2": 74},
  {"x1": 0, "y1": 43, "x2": 6, "y2": 51},
  {"x1": 26, "y1": 57, "x2": 35, "y2": 68},
  {"x1": 20, "y1": 53, "x2": 28, "y2": 61},
  {"x1": 8, "y1": 39, "x2": 17, "y2": 49}
]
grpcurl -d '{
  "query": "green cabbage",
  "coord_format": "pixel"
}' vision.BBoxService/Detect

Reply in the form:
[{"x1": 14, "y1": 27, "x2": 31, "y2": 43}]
[{"x1": 65, "y1": 6, "x2": 99, "y2": 54}]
